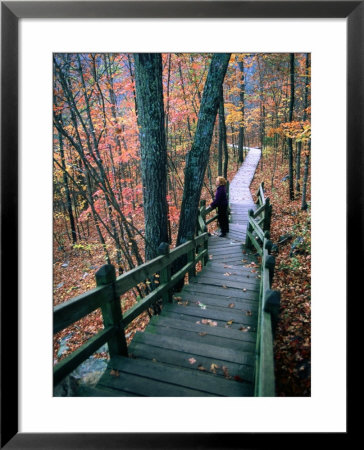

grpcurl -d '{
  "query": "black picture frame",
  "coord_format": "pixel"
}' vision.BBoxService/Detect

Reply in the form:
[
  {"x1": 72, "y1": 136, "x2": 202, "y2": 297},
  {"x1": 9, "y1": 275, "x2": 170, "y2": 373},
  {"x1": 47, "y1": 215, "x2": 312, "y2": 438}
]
[{"x1": 1, "y1": 1, "x2": 358, "y2": 448}]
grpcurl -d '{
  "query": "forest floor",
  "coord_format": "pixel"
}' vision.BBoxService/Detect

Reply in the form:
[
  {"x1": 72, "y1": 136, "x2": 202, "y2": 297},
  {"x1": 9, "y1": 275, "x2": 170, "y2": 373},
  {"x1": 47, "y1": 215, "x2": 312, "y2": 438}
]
[{"x1": 53, "y1": 146, "x2": 310, "y2": 397}]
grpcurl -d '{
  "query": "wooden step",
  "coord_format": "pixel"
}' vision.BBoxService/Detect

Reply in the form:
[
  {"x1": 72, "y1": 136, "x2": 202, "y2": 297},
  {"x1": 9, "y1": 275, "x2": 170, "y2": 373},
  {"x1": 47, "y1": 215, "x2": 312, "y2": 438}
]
[
  {"x1": 161, "y1": 303, "x2": 258, "y2": 330},
  {"x1": 131, "y1": 332, "x2": 255, "y2": 367},
  {"x1": 128, "y1": 340, "x2": 255, "y2": 384},
  {"x1": 145, "y1": 323, "x2": 256, "y2": 353},
  {"x1": 99, "y1": 355, "x2": 253, "y2": 396},
  {"x1": 183, "y1": 283, "x2": 259, "y2": 303},
  {"x1": 149, "y1": 315, "x2": 257, "y2": 343}
]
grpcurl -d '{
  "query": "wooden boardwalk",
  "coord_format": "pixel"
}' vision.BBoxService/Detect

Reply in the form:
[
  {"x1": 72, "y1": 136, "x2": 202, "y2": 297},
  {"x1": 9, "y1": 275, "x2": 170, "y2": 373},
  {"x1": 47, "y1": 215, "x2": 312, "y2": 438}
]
[{"x1": 86, "y1": 149, "x2": 262, "y2": 397}]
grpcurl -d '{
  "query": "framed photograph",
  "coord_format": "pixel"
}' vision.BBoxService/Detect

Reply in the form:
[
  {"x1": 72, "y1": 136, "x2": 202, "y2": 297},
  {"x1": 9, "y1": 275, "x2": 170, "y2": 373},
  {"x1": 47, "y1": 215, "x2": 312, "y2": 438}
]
[{"x1": 2, "y1": 1, "x2": 358, "y2": 448}]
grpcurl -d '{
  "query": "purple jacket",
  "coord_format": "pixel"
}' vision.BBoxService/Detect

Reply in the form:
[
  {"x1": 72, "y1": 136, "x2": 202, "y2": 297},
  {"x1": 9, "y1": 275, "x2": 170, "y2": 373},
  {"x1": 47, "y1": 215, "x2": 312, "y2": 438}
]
[{"x1": 210, "y1": 185, "x2": 228, "y2": 209}]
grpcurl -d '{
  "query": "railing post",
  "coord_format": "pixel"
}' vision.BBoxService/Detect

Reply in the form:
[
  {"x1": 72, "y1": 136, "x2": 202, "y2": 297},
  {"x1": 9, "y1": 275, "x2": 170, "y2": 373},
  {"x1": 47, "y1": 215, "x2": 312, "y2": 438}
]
[
  {"x1": 199, "y1": 199, "x2": 207, "y2": 234},
  {"x1": 95, "y1": 264, "x2": 128, "y2": 357},
  {"x1": 245, "y1": 209, "x2": 254, "y2": 249},
  {"x1": 263, "y1": 197, "x2": 271, "y2": 232},
  {"x1": 186, "y1": 232, "x2": 196, "y2": 280},
  {"x1": 265, "y1": 239, "x2": 273, "y2": 255},
  {"x1": 158, "y1": 242, "x2": 172, "y2": 303},
  {"x1": 265, "y1": 255, "x2": 276, "y2": 285},
  {"x1": 264, "y1": 289, "x2": 281, "y2": 336}
]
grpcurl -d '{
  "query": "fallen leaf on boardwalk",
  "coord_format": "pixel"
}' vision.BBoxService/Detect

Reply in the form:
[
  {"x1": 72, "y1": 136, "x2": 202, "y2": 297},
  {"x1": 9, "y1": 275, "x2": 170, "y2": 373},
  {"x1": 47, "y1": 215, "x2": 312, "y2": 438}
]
[
  {"x1": 234, "y1": 375, "x2": 245, "y2": 383},
  {"x1": 222, "y1": 285, "x2": 227, "y2": 289},
  {"x1": 110, "y1": 369, "x2": 120, "y2": 377},
  {"x1": 173, "y1": 296, "x2": 182, "y2": 302},
  {"x1": 188, "y1": 357, "x2": 197, "y2": 365},
  {"x1": 201, "y1": 319, "x2": 209, "y2": 324},
  {"x1": 196, "y1": 321, "x2": 201, "y2": 325},
  {"x1": 226, "y1": 320, "x2": 233, "y2": 325},
  {"x1": 152, "y1": 358, "x2": 157, "y2": 363},
  {"x1": 251, "y1": 269, "x2": 257, "y2": 273},
  {"x1": 198, "y1": 365, "x2": 206, "y2": 371},
  {"x1": 210, "y1": 363, "x2": 219, "y2": 373},
  {"x1": 197, "y1": 301, "x2": 207, "y2": 310},
  {"x1": 209, "y1": 321, "x2": 218, "y2": 327},
  {"x1": 228, "y1": 303, "x2": 235, "y2": 308},
  {"x1": 209, "y1": 255, "x2": 213, "y2": 260},
  {"x1": 243, "y1": 288, "x2": 247, "y2": 292},
  {"x1": 246, "y1": 310, "x2": 252, "y2": 316},
  {"x1": 224, "y1": 265, "x2": 232, "y2": 268},
  {"x1": 222, "y1": 366, "x2": 231, "y2": 379},
  {"x1": 199, "y1": 332, "x2": 207, "y2": 336},
  {"x1": 239, "y1": 326, "x2": 250, "y2": 332},
  {"x1": 224, "y1": 272, "x2": 231, "y2": 276},
  {"x1": 178, "y1": 300, "x2": 189, "y2": 306}
]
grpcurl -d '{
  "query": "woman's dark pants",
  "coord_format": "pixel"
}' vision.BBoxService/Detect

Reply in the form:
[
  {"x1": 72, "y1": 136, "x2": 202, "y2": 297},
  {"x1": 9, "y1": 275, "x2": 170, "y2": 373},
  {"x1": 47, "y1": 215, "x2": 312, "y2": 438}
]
[{"x1": 218, "y1": 206, "x2": 229, "y2": 234}]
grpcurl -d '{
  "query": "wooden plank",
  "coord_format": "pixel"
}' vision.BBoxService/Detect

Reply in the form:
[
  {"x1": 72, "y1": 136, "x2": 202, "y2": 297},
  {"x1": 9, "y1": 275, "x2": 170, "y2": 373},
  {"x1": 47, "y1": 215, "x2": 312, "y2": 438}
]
[
  {"x1": 128, "y1": 341, "x2": 255, "y2": 383},
  {"x1": 149, "y1": 315, "x2": 257, "y2": 343},
  {"x1": 132, "y1": 332, "x2": 255, "y2": 366},
  {"x1": 164, "y1": 310, "x2": 257, "y2": 333},
  {"x1": 172, "y1": 291, "x2": 259, "y2": 313},
  {"x1": 249, "y1": 217, "x2": 264, "y2": 242},
  {"x1": 75, "y1": 385, "x2": 138, "y2": 397},
  {"x1": 162, "y1": 303, "x2": 257, "y2": 327},
  {"x1": 54, "y1": 327, "x2": 115, "y2": 385},
  {"x1": 255, "y1": 312, "x2": 275, "y2": 397},
  {"x1": 190, "y1": 274, "x2": 259, "y2": 291},
  {"x1": 113, "y1": 233, "x2": 208, "y2": 297},
  {"x1": 53, "y1": 285, "x2": 113, "y2": 334},
  {"x1": 97, "y1": 366, "x2": 216, "y2": 397},
  {"x1": 121, "y1": 257, "x2": 200, "y2": 326},
  {"x1": 246, "y1": 231, "x2": 263, "y2": 256},
  {"x1": 107, "y1": 355, "x2": 253, "y2": 397},
  {"x1": 146, "y1": 324, "x2": 256, "y2": 354},
  {"x1": 194, "y1": 268, "x2": 261, "y2": 286},
  {"x1": 183, "y1": 283, "x2": 259, "y2": 302},
  {"x1": 209, "y1": 243, "x2": 243, "y2": 255}
]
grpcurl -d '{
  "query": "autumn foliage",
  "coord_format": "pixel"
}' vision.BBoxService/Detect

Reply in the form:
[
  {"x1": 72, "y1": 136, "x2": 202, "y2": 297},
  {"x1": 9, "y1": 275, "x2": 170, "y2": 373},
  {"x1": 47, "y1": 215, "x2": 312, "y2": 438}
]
[{"x1": 53, "y1": 53, "x2": 311, "y2": 396}]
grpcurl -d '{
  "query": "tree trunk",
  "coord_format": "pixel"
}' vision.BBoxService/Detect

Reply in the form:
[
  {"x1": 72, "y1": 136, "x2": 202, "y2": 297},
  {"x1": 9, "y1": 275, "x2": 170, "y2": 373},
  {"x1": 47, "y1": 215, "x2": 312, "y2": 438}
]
[
  {"x1": 301, "y1": 151, "x2": 310, "y2": 210},
  {"x1": 176, "y1": 53, "x2": 231, "y2": 247},
  {"x1": 296, "y1": 141, "x2": 301, "y2": 192},
  {"x1": 134, "y1": 53, "x2": 169, "y2": 261},
  {"x1": 288, "y1": 53, "x2": 295, "y2": 200},
  {"x1": 219, "y1": 86, "x2": 229, "y2": 180},
  {"x1": 237, "y1": 58, "x2": 245, "y2": 164},
  {"x1": 58, "y1": 129, "x2": 77, "y2": 244}
]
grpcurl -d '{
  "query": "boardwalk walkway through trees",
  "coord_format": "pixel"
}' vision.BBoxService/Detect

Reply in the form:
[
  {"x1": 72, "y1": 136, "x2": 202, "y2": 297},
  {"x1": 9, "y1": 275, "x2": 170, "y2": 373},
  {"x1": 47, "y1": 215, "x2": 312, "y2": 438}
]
[{"x1": 79, "y1": 149, "x2": 263, "y2": 397}]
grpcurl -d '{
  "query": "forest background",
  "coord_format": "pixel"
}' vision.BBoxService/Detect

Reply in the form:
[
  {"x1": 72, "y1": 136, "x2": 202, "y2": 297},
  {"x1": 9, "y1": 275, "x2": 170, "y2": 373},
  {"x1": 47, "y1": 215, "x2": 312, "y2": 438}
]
[{"x1": 53, "y1": 52, "x2": 311, "y2": 396}]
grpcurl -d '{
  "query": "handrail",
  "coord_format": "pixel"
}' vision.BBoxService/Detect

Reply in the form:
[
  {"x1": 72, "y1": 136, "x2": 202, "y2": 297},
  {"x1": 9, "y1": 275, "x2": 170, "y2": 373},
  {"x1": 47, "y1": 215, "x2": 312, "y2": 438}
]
[
  {"x1": 246, "y1": 182, "x2": 280, "y2": 397},
  {"x1": 53, "y1": 202, "x2": 218, "y2": 386}
]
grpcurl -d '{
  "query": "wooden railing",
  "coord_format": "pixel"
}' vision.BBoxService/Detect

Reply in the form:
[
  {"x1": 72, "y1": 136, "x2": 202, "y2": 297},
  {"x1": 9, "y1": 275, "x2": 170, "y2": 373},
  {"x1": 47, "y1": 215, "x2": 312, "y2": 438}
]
[
  {"x1": 246, "y1": 182, "x2": 280, "y2": 397},
  {"x1": 54, "y1": 182, "x2": 279, "y2": 397},
  {"x1": 54, "y1": 203, "x2": 217, "y2": 386}
]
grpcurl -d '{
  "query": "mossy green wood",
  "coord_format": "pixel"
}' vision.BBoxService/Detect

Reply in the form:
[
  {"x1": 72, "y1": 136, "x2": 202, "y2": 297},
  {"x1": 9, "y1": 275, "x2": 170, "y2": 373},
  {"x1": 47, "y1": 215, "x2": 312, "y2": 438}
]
[
  {"x1": 53, "y1": 285, "x2": 113, "y2": 334},
  {"x1": 96, "y1": 264, "x2": 128, "y2": 358},
  {"x1": 254, "y1": 240, "x2": 276, "y2": 396}
]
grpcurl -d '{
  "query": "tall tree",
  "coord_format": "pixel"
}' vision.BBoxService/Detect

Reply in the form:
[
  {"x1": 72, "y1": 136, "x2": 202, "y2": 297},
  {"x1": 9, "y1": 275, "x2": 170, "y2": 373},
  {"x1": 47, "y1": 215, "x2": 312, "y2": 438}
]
[
  {"x1": 219, "y1": 86, "x2": 229, "y2": 180},
  {"x1": 288, "y1": 53, "x2": 295, "y2": 200},
  {"x1": 134, "y1": 53, "x2": 169, "y2": 261},
  {"x1": 176, "y1": 53, "x2": 231, "y2": 247},
  {"x1": 237, "y1": 56, "x2": 245, "y2": 164}
]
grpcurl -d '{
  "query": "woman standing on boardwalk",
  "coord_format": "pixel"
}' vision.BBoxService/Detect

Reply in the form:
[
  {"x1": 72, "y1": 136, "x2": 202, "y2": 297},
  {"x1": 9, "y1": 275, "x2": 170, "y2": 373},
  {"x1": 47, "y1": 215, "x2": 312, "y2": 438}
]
[{"x1": 210, "y1": 176, "x2": 229, "y2": 237}]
